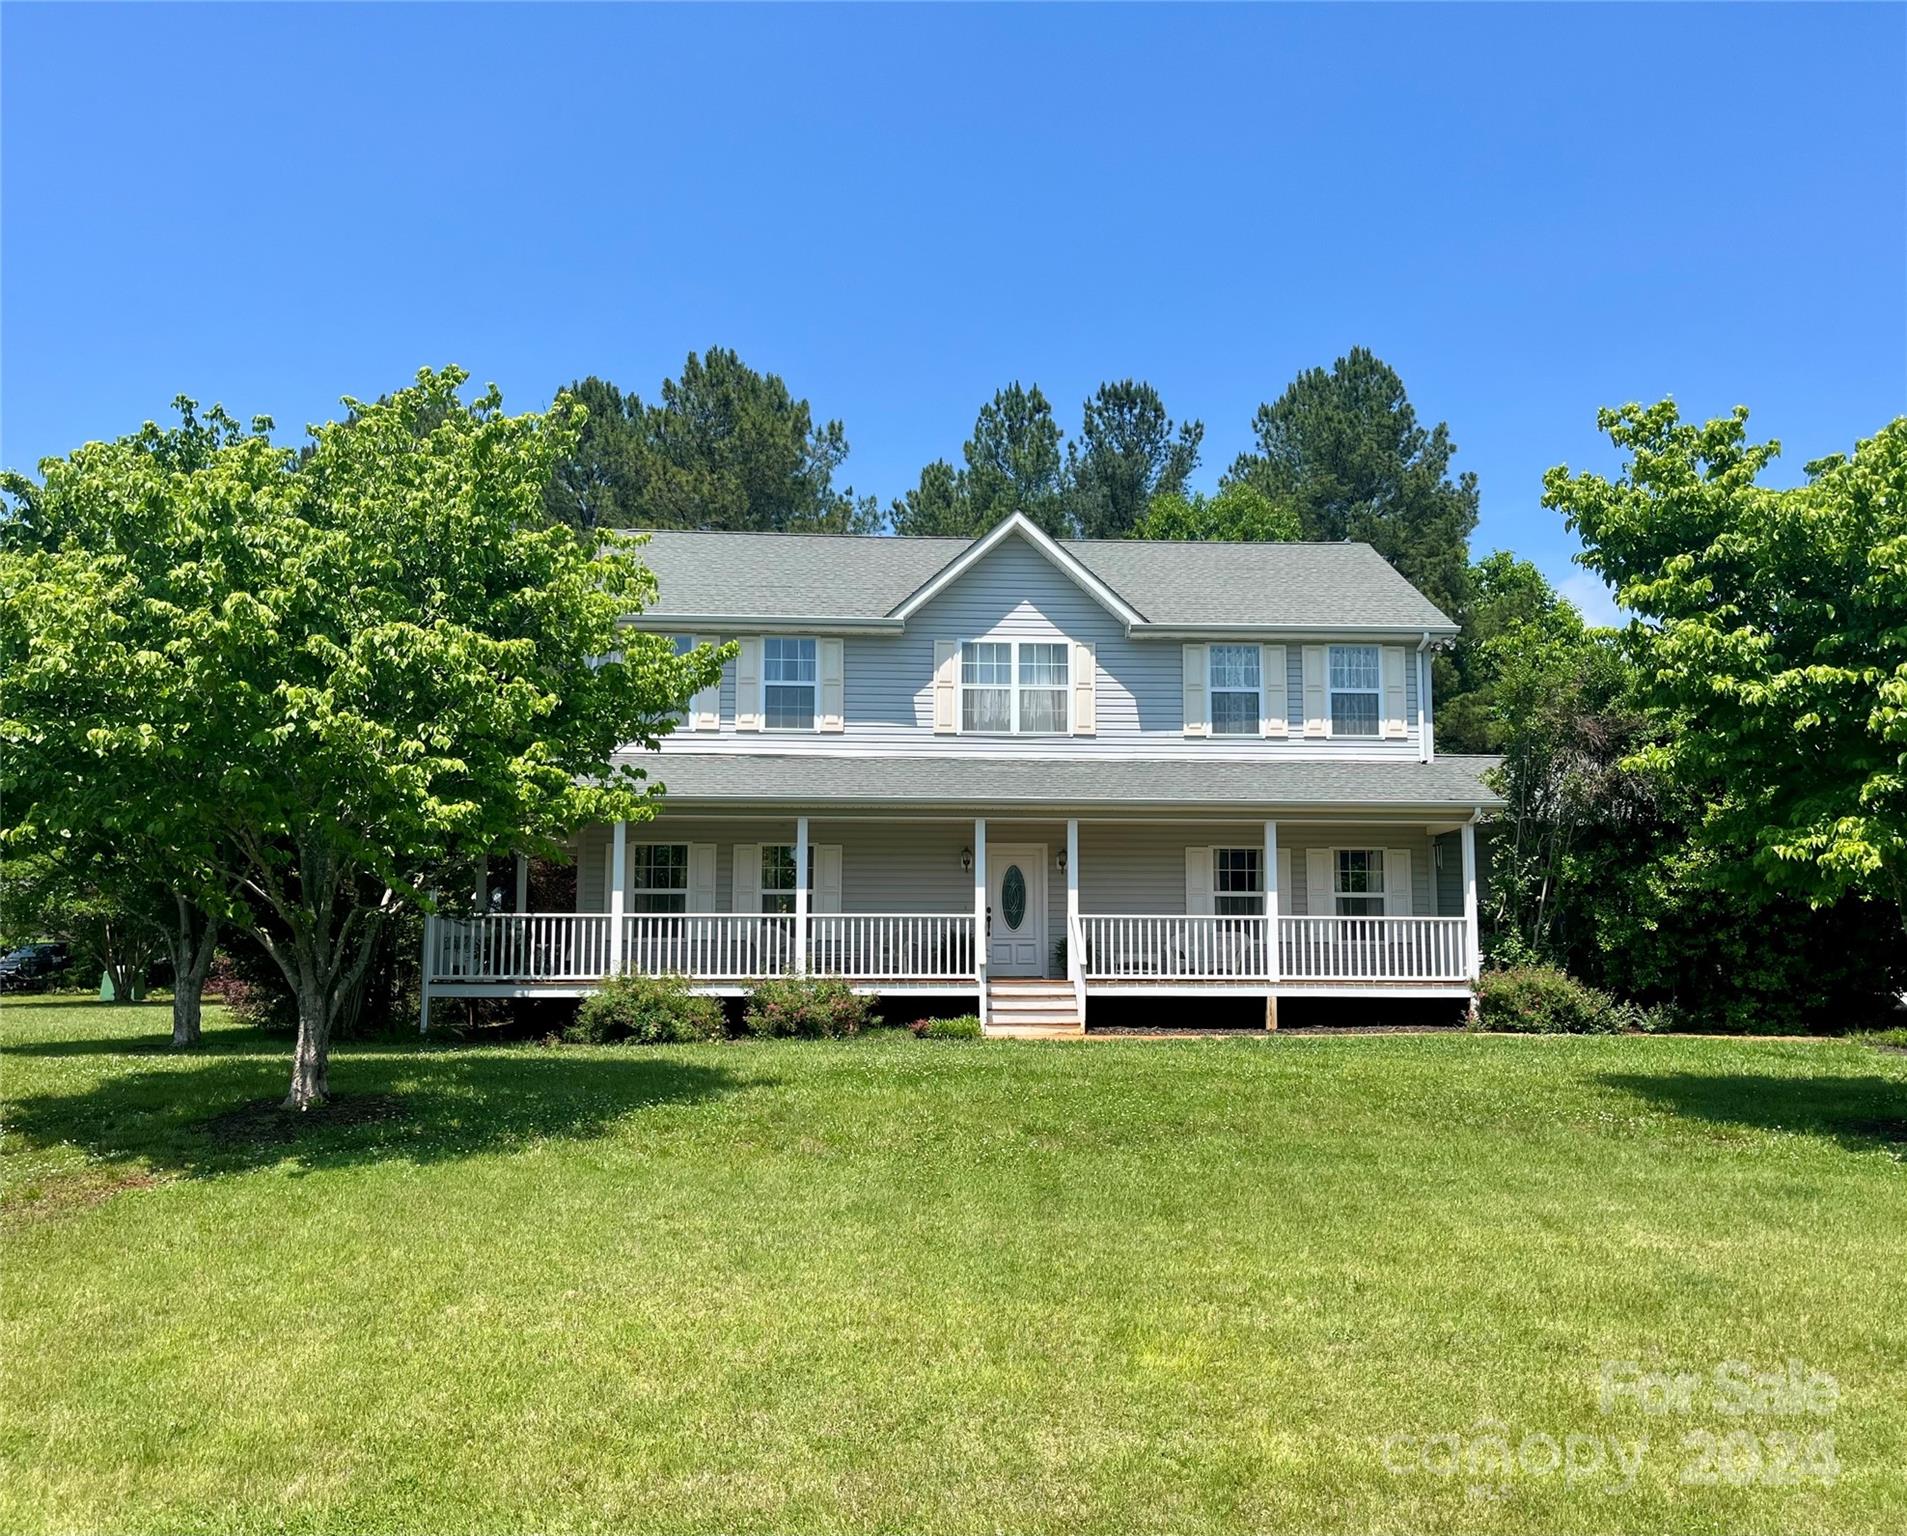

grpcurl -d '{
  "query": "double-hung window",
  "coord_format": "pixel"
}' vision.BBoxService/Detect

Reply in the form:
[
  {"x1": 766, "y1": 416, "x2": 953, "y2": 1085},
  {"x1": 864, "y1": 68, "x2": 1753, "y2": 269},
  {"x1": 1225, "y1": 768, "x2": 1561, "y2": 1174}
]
[
  {"x1": 630, "y1": 844, "x2": 689, "y2": 913},
  {"x1": 1209, "y1": 645, "x2": 1262, "y2": 735},
  {"x1": 1213, "y1": 848, "x2": 1265, "y2": 915},
  {"x1": 758, "y1": 845, "x2": 815, "y2": 915},
  {"x1": 960, "y1": 640, "x2": 1069, "y2": 734},
  {"x1": 763, "y1": 637, "x2": 818, "y2": 730},
  {"x1": 1328, "y1": 644, "x2": 1381, "y2": 737},
  {"x1": 1333, "y1": 849, "x2": 1385, "y2": 916}
]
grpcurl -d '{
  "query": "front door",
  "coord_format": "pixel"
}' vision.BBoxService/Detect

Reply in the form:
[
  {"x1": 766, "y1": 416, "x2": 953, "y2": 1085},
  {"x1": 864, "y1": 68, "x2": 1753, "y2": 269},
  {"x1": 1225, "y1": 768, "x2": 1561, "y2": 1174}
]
[{"x1": 986, "y1": 844, "x2": 1047, "y2": 976}]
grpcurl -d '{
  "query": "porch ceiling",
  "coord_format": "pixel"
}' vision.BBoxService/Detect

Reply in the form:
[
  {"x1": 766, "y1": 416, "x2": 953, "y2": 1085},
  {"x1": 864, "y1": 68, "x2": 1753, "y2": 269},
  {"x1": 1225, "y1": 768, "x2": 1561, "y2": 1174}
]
[{"x1": 618, "y1": 752, "x2": 1504, "y2": 814}]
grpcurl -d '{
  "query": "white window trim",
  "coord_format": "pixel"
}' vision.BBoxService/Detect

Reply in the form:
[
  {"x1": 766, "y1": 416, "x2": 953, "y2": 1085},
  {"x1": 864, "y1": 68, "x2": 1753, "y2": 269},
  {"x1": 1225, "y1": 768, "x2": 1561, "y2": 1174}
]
[
  {"x1": 758, "y1": 844, "x2": 814, "y2": 915},
  {"x1": 761, "y1": 635, "x2": 819, "y2": 733},
  {"x1": 1207, "y1": 645, "x2": 1263, "y2": 738},
  {"x1": 625, "y1": 841, "x2": 691, "y2": 912},
  {"x1": 956, "y1": 637, "x2": 1071, "y2": 736},
  {"x1": 1212, "y1": 846, "x2": 1265, "y2": 916},
  {"x1": 1327, "y1": 644, "x2": 1382, "y2": 740},
  {"x1": 1331, "y1": 846, "x2": 1386, "y2": 916}
]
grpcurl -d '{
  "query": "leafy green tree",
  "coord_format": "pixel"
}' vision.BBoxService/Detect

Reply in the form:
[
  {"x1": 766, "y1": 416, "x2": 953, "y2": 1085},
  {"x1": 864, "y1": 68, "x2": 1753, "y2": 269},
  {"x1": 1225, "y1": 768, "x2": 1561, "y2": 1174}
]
[
  {"x1": 1064, "y1": 381, "x2": 1203, "y2": 538},
  {"x1": 1, "y1": 368, "x2": 723, "y2": 1105},
  {"x1": 1130, "y1": 483, "x2": 1301, "y2": 543},
  {"x1": 891, "y1": 382, "x2": 1069, "y2": 538},
  {"x1": 1226, "y1": 347, "x2": 1478, "y2": 625},
  {"x1": 544, "y1": 351, "x2": 878, "y2": 533},
  {"x1": 0, "y1": 847, "x2": 163, "y2": 1007},
  {"x1": 1547, "y1": 404, "x2": 1907, "y2": 933}
]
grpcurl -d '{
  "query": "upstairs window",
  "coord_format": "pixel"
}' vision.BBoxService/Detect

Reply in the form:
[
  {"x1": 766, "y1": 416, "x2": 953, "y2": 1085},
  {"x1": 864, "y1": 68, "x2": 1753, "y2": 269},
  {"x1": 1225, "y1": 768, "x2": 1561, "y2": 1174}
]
[
  {"x1": 1018, "y1": 643, "x2": 1069, "y2": 733},
  {"x1": 1328, "y1": 644, "x2": 1381, "y2": 737},
  {"x1": 763, "y1": 637, "x2": 817, "y2": 730},
  {"x1": 1333, "y1": 849, "x2": 1385, "y2": 916},
  {"x1": 630, "y1": 844, "x2": 688, "y2": 913},
  {"x1": 960, "y1": 640, "x2": 1069, "y2": 733},
  {"x1": 1209, "y1": 645, "x2": 1262, "y2": 736},
  {"x1": 1213, "y1": 848, "x2": 1264, "y2": 915}
]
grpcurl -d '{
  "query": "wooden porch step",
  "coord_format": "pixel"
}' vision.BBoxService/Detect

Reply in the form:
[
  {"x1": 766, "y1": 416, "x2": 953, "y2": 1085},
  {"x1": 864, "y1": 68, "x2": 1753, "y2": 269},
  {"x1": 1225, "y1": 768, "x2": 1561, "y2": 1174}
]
[{"x1": 984, "y1": 977, "x2": 1083, "y2": 1037}]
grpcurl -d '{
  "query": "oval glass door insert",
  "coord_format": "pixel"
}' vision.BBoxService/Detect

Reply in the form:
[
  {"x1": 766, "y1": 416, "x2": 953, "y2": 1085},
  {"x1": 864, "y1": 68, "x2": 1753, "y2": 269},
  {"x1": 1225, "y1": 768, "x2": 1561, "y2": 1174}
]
[{"x1": 1001, "y1": 865, "x2": 1027, "y2": 929}]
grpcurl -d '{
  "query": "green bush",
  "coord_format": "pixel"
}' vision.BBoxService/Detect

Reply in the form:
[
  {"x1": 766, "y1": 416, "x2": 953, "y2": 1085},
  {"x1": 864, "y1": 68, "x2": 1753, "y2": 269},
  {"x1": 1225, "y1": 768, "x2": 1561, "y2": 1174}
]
[
  {"x1": 911, "y1": 1014, "x2": 982, "y2": 1040},
  {"x1": 1476, "y1": 965, "x2": 1622, "y2": 1034},
  {"x1": 567, "y1": 973, "x2": 725, "y2": 1044},
  {"x1": 743, "y1": 975, "x2": 877, "y2": 1039}
]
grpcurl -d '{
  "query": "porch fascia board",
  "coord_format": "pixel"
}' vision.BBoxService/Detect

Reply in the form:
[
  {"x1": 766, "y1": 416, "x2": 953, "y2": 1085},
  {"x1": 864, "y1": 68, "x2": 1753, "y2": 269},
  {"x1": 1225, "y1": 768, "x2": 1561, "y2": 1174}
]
[{"x1": 638, "y1": 800, "x2": 1499, "y2": 822}]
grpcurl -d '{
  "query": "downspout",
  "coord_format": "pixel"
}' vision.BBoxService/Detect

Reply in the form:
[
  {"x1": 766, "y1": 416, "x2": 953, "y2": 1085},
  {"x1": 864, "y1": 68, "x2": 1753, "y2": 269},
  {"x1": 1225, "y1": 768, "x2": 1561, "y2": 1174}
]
[{"x1": 1415, "y1": 631, "x2": 1434, "y2": 764}]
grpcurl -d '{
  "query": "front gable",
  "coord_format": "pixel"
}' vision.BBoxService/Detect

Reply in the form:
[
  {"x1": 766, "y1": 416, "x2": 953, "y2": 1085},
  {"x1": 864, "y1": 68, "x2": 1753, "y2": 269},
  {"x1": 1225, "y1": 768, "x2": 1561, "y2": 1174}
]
[{"x1": 888, "y1": 513, "x2": 1146, "y2": 629}]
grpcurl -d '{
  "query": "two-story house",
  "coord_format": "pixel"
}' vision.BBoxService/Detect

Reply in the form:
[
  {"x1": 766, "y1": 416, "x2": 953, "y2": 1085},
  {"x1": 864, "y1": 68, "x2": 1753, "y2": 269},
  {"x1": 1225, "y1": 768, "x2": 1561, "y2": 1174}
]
[{"x1": 421, "y1": 513, "x2": 1503, "y2": 1034}]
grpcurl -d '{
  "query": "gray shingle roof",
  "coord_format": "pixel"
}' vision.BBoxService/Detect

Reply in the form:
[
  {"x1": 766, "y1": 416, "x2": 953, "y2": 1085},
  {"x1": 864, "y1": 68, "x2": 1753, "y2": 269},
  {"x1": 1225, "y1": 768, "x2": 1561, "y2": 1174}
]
[
  {"x1": 624, "y1": 528, "x2": 1455, "y2": 631},
  {"x1": 617, "y1": 752, "x2": 1504, "y2": 811}
]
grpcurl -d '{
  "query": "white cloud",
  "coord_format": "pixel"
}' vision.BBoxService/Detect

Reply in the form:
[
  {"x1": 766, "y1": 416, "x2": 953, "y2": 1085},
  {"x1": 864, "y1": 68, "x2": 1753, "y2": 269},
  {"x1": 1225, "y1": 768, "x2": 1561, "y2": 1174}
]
[{"x1": 1556, "y1": 570, "x2": 1625, "y2": 629}]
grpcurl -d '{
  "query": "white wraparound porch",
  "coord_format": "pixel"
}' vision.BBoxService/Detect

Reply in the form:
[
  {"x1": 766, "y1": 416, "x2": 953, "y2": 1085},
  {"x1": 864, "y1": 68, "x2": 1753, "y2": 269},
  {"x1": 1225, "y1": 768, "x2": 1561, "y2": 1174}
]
[{"x1": 421, "y1": 812, "x2": 1483, "y2": 1030}]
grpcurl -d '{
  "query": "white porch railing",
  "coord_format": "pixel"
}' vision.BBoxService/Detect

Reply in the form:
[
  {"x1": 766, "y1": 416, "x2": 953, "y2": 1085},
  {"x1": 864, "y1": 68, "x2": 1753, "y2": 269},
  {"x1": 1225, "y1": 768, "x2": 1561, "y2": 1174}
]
[
  {"x1": 1079, "y1": 915, "x2": 1272, "y2": 980},
  {"x1": 808, "y1": 914, "x2": 975, "y2": 980},
  {"x1": 425, "y1": 911, "x2": 1471, "y2": 987},
  {"x1": 622, "y1": 914, "x2": 799, "y2": 979},
  {"x1": 430, "y1": 913, "x2": 612, "y2": 981},
  {"x1": 1280, "y1": 915, "x2": 1469, "y2": 982},
  {"x1": 1078, "y1": 914, "x2": 1471, "y2": 983}
]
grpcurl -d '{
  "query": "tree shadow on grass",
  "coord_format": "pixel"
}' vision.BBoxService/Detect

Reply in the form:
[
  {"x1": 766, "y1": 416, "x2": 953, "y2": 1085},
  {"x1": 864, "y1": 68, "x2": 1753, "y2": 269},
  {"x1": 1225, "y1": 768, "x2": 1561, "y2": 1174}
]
[
  {"x1": 3, "y1": 1047, "x2": 742, "y2": 1189},
  {"x1": 1600, "y1": 1072, "x2": 1907, "y2": 1156}
]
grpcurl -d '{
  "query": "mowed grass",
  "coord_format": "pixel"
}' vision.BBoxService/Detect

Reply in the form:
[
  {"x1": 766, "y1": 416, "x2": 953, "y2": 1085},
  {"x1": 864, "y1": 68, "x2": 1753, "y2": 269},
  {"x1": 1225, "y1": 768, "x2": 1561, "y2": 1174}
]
[{"x1": 3, "y1": 999, "x2": 1905, "y2": 1536}]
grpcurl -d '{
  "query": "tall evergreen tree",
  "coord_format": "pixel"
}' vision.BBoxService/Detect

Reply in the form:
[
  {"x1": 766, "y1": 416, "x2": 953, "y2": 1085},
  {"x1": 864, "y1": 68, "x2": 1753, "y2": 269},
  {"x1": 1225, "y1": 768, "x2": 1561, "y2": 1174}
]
[
  {"x1": 545, "y1": 350, "x2": 877, "y2": 533},
  {"x1": 1225, "y1": 347, "x2": 1478, "y2": 623},
  {"x1": 1064, "y1": 380, "x2": 1203, "y2": 538},
  {"x1": 890, "y1": 382, "x2": 1070, "y2": 538}
]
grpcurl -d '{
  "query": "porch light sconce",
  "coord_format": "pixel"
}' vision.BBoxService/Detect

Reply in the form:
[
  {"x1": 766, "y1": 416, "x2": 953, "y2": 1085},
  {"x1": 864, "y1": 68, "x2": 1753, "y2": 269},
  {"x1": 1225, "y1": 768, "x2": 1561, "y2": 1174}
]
[
  {"x1": 960, "y1": 846, "x2": 973, "y2": 873},
  {"x1": 1056, "y1": 847, "x2": 1068, "y2": 874}
]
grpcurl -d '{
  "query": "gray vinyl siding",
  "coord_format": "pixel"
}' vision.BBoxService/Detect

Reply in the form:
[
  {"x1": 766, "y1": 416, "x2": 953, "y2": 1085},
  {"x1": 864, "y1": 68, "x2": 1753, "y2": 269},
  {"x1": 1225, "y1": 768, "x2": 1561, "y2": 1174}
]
[
  {"x1": 576, "y1": 818, "x2": 1448, "y2": 919},
  {"x1": 666, "y1": 534, "x2": 1424, "y2": 760}
]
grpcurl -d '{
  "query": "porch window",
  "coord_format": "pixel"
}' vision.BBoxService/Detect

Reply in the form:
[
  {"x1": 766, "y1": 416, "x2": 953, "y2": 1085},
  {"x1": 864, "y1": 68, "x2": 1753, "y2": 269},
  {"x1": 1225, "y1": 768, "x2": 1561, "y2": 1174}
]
[
  {"x1": 758, "y1": 845, "x2": 815, "y2": 915},
  {"x1": 1328, "y1": 645, "x2": 1381, "y2": 737},
  {"x1": 1213, "y1": 848, "x2": 1264, "y2": 915},
  {"x1": 960, "y1": 639, "x2": 1068, "y2": 733},
  {"x1": 763, "y1": 637, "x2": 818, "y2": 730},
  {"x1": 630, "y1": 844, "x2": 689, "y2": 913},
  {"x1": 1333, "y1": 849, "x2": 1384, "y2": 916},
  {"x1": 1209, "y1": 645, "x2": 1262, "y2": 735}
]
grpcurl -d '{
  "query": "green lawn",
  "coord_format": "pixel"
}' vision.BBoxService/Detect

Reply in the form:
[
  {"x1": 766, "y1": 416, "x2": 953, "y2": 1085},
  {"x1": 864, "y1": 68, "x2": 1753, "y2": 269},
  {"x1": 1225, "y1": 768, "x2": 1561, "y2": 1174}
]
[{"x1": 3, "y1": 999, "x2": 1904, "y2": 1535}]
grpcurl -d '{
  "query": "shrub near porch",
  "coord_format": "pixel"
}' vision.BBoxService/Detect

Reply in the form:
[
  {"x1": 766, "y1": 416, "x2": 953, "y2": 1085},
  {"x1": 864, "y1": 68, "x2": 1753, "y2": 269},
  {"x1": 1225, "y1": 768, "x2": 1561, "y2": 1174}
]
[{"x1": 4, "y1": 998, "x2": 1904, "y2": 1535}]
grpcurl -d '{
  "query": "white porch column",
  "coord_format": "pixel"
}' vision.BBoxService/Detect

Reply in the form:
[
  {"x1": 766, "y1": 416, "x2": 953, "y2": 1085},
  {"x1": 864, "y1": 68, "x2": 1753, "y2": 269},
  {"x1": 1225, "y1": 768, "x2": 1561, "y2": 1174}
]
[
  {"x1": 1065, "y1": 819, "x2": 1080, "y2": 932},
  {"x1": 1264, "y1": 820, "x2": 1280, "y2": 983},
  {"x1": 514, "y1": 854, "x2": 529, "y2": 914},
  {"x1": 794, "y1": 815, "x2": 810, "y2": 974},
  {"x1": 1461, "y1": 818, "x2": 1480, "y2": 982},
  {"x1": 608, "y1": 819, "x2": 627, "y2": 976},
  {"x1": 973, "y1": 817, "x2": 988, "y2": 1022}
]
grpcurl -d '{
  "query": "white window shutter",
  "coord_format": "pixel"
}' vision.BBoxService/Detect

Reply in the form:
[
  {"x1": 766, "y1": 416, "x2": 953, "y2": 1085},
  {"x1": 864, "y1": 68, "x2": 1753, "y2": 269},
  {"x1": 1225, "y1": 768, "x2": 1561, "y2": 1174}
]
[
  {"x1": 729, "y1": 844, "x2": 760, "y2": 913},
  {"x1": 818, "y1": 638, "x2": 845, "y2": 733},
  {"x1": 735, "y1": 638, "x2": 762, "y2": 732},
  {"x1": 1261, "y1": 643, "x2": 1288, "y2": 737},
  {"x1": 933, "y1": 640, "x2": 958, "y2": 734},
  {"x1": 1182, "y1": 644, "x2": 1208, "y2": 736},
  {"x1": 1071, "y1": 640, "x2": 1096, "y2": 735},
  {"x1": 1384, "y1": 849, "x2": 1413, "y2": 915},
  {"x1": 814, "y1": 845, "x2": 843, "y2": 914},
  {"x1": 1305, "y1": 848, "x2": 1332, "y2": 917},
  {"x1": 1382, "y1": 646, "x2": 1409, "y2": 738},
  {"x1": 1302, "y1": 646, "x2": 1328, "y2": 737},
  {"x1": 688, "y1": 844, "x2": 717, "y2": 913},
  {"x1": 1184, "y1": 846, "x2": 1214, "y2": 915},
  {"x1": 690, "y1": 637, "x2": 721, "y2": 731}
]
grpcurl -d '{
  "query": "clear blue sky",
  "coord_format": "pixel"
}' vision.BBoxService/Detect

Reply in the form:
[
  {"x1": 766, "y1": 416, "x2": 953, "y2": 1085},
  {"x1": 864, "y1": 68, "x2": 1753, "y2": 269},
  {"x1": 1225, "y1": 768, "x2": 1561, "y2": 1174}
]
[{"x1": 5, "y1": 4, "x2": 1903, "y2": 618}]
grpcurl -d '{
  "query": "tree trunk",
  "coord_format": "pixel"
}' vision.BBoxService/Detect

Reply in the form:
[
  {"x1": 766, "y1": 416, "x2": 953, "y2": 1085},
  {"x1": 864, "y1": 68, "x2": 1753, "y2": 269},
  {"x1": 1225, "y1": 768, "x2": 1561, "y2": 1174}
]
[
  {"x1": 172, "y1": 987, "x2": 203, "y2": 1048},
  {"x1": 284, "y1": 992, "x2": 332, "y2": 1109}
]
